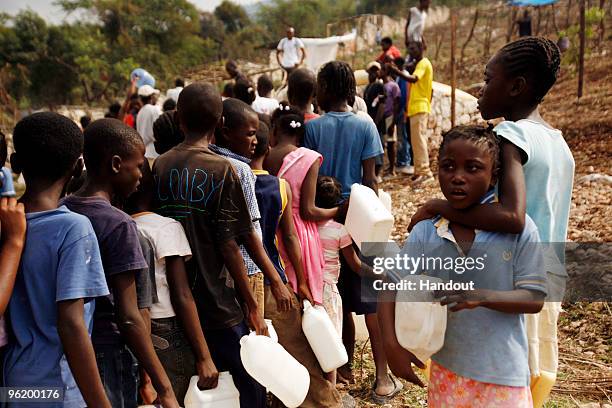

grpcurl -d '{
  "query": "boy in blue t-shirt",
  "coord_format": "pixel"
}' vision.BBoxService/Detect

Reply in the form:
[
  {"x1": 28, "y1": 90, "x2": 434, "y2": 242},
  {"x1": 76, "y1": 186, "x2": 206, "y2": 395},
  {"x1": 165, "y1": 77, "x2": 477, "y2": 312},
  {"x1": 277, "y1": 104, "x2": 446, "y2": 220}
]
[
  {"x1": 62, "y1": 118, "x2": 179, "y2": 408},
  {"x1": 4, "y1": 112, "x2": 110, "y2": 407},
  {"x1": 304, "y1": 61, "x2": 401, "y2": 401}
]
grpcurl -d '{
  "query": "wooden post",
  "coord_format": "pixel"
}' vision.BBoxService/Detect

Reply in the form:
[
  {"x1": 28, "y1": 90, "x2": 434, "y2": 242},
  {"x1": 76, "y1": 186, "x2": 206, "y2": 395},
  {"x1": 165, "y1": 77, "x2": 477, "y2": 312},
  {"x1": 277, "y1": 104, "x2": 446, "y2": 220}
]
[
  {"x1": 352, "y1": 30, "x2": 357, "y2": 69},
  {"x1": 544, "y1": 5, "x2": 551, "y2": 35},
  {"x1": 461, "y1": 9, "x2": 479, "y2": 62},
  {"x1": 451, "y1": 10, "x2": 457, "y2": 128},
  {"x1": 483, "y1": 14, "x2": 493, "y2": 57},
  {"x1": 599, "y1": 0, "x2": 606, "y2": 47},
  {"x1": 507, "y1": 6, "x2": 518, "y2": 42},
  {"x1": 434, "y1": 31, "x2": 444, "y2": 60},
  {"x1": 578, "y1": 0, "x2": 586, "y2": 99}
]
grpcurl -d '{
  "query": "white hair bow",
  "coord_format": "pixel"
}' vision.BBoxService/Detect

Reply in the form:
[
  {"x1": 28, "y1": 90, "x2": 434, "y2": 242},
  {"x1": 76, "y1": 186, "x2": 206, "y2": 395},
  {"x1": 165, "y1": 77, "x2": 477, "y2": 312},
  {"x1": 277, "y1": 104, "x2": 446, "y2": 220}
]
[{"x1": 289, "y1": 120, "x2": 301, "y2": 128}]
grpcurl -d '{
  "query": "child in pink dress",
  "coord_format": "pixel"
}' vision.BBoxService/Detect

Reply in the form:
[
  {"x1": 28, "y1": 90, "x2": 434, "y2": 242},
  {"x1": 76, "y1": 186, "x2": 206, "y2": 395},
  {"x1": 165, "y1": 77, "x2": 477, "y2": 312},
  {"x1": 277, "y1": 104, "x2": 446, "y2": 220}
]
[
  {"x1": 315, "y1": 176, "x2": 372, "y2": 386},
  {"x1": 264, "y1": 104, "x2": 341, "y2": 305}
]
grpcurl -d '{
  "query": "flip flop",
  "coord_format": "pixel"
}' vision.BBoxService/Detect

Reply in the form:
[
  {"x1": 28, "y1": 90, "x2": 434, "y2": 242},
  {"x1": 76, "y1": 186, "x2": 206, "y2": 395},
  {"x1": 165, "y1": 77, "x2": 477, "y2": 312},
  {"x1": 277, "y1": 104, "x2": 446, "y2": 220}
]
[{"x1": 370, "y1": 374, "x2": 404, "y2": 404}]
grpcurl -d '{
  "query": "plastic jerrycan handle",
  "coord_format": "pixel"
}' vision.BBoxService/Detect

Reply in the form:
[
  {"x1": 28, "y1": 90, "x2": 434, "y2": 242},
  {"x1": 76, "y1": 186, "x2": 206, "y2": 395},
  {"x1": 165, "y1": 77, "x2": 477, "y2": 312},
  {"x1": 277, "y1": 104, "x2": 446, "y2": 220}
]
[
  {"x1": 190, "y1": 374, "x2": 221, "y2": 396},
  {"x1": 303, "y1": 299, "x2": 312, "y2": 310}
]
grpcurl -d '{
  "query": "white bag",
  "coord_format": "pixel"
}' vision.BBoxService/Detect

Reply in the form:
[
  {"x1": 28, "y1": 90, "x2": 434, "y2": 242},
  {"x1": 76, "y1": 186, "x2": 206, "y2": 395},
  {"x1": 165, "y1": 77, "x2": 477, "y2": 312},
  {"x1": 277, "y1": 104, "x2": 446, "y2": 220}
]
[{"x1": 394, "y1": 275, "x2": 447, "y2": 363}]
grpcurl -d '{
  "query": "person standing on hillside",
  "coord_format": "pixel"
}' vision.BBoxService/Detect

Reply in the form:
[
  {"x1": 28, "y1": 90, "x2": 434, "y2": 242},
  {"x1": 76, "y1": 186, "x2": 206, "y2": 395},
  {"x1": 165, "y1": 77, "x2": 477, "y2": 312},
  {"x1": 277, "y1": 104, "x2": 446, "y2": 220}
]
[
  {"x1": 404, "y1": 0, "x2": 430, "y2": 51},
  {"x1": 516, "y1": 9, "x2": 533, "y2": 37},
  {"x1": 376, "y1": 37, "x2": 402, "y2": 64},
  {"x1": 276, "y1": 27, "x2": 306, "y2": 78},
  {"x1": 393, "y1": 41, "x2": 434, "y2": 185},
  {"x1": 166, "y1": 78, "x2": 184, "y2": 103},
  {"x1": 136, "y1": 84, "x2": 162, "y2": 167}
]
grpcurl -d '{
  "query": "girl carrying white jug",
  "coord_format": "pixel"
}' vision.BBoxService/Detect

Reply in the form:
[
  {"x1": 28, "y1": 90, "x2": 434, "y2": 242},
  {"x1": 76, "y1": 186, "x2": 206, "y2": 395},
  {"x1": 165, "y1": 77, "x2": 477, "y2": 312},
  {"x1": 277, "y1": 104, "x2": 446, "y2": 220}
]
[
  {"x1": 378, "y1": 125, "x2": 548, "y2": 408},
  {"x1": 314, "y1": 176, "x2": 374, "y2": 386}
]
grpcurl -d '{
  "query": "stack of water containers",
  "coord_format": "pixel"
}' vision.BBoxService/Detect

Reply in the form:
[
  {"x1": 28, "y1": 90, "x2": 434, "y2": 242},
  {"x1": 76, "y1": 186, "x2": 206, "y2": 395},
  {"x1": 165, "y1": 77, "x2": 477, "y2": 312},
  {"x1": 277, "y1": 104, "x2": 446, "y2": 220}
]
[{"x1": 345, "y1": 184, "x2": 394, "y2": 250}]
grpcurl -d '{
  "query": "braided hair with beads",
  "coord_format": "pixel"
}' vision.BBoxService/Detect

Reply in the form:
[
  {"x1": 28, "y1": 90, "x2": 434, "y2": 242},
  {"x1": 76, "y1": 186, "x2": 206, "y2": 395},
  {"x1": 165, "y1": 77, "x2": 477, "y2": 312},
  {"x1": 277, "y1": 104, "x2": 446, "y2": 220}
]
[
  {"x1": 315, "y1": 176, "x2": 343, "y2": 209},
  {"x1": 496, "y1": 37, "x2": 561, "y2": 104}
]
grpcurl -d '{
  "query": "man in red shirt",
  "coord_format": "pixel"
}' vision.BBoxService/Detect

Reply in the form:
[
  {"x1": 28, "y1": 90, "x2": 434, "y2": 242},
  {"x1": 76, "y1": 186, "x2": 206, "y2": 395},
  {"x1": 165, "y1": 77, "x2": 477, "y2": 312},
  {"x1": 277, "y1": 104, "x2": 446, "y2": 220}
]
[{"x1": 376, "y1": 37, "x2": 402, "y2": 63}]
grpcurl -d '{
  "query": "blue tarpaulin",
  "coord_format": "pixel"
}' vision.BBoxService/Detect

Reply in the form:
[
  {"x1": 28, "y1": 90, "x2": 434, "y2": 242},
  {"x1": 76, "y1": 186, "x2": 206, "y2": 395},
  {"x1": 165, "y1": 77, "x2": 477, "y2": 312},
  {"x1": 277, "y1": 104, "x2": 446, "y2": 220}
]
[{"x1": 508, "y1": 0, "x2": 558, "y2": 5}]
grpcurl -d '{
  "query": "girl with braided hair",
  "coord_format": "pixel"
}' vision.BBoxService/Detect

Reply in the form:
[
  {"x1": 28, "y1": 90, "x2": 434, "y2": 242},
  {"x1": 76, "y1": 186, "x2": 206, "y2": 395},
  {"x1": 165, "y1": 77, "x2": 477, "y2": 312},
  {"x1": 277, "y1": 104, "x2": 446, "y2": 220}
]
[
  {"x1": 304, "y1": 61, "x2": 405, "y2": 403},
  {"x1": 264, "y1": 103, "x2": 344, "y2": 407},
  {"x1": 381, "y1": 125, "x2": 548, "y2": 408},
  {"x1": 315, "y1": 175, "x2": 374, "y2": 387},
  {"x1": 409, "y1": 37, "x2": 574, "y2": 407}
]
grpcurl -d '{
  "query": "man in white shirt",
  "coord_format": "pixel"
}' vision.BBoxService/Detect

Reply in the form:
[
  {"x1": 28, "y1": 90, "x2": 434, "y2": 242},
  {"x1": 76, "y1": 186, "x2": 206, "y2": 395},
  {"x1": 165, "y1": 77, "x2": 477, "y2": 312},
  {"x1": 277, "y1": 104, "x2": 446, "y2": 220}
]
[
  {"x1": 276, "y1": 27, "x2": 306, "y2": 77},
  {"x1": 251, "y1": 75, "x2": 279, "y2": 115},
  {"x1": 136, "y1": 84, "x2": 162, "y2": 166},
  {"x1": 404, "y1": 0, "x2": 430, "y2": 49},
  {"x1": 166, "y1": 78, "x2": 184, "y2": 102}
]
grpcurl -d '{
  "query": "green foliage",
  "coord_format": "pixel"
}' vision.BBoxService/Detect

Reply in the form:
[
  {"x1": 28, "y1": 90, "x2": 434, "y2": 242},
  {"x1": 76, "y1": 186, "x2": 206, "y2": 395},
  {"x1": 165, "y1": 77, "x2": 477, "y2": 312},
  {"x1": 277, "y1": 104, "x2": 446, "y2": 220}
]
[
  {"x1": 0, "y1": 0, "x2": 210, "y2": 108},
  {"x1": 2, "y1": 0, "x2": 496, "y2": 109},
  {"x1": 257, "y1": 0, "x2": 356, "y2": 39},
  {"x1": 559, "y1": 7, "x2": 605, "y2": 70},
  {"x1": 214, "y1": 0, "x2": 251, "y2": 33},
  {"x1": 357, "y1": 0, "x2": 486, "y2": 14}
]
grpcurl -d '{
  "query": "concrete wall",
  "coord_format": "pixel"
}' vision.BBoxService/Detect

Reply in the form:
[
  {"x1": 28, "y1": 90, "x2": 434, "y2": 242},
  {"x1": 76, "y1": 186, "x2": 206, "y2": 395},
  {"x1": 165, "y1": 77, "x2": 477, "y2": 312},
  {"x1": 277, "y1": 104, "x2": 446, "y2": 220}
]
[{"x1": 426, "y1": 81, "x2": 483, "y2": 147}]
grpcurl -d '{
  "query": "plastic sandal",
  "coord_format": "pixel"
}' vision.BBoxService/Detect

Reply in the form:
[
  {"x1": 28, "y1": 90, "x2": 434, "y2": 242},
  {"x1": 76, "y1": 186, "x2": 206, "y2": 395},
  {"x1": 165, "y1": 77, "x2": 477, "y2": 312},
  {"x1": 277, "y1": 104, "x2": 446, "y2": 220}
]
[{"x1": 370, "y1": 374, "x2": 404, "y2": 404}]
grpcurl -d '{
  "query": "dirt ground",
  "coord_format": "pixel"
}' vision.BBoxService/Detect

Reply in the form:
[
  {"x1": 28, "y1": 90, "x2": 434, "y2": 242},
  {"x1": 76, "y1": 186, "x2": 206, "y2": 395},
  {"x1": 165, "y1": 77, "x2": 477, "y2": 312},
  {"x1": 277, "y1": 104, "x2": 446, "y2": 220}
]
[{"x1": 343, "y1": 8, "x2": 612, "y2": 408}]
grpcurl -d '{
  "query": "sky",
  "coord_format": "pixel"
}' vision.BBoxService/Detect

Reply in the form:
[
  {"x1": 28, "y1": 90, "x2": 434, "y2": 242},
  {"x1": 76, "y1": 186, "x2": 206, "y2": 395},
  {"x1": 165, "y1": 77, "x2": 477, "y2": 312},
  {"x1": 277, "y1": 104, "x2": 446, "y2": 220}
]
[{"x1": 0, "y1": 0, "x2": 260, "y2": 23}]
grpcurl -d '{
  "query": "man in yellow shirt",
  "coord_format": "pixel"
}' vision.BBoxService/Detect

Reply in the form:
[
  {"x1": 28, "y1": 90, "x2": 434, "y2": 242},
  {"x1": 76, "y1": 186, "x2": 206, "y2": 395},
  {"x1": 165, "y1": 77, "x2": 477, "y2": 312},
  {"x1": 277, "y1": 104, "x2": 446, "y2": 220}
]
[{"x1": 393, "y1": 41, "x2": 433, "y2": 184}]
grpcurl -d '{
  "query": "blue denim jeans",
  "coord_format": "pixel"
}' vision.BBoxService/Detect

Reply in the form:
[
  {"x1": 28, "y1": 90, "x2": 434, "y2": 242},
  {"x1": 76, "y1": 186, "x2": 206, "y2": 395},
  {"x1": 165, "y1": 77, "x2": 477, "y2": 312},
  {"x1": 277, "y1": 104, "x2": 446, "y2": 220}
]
[
  {"x1": 396, "y1": 117, "x2": 413, "y2": 167},
  {"x1": 151, "y1": 317, "x2": 197, "y2": 403},
  {"x1": 95, "y1": 343, "x2": 138, "y2": 408}
]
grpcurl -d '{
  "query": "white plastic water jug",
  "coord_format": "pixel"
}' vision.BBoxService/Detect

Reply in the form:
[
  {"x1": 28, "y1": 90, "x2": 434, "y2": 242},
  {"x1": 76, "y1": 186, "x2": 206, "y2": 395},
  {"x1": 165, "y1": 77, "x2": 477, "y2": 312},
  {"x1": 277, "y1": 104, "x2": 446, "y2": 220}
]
[
  {"x1": 301, "y1": 300, "x2": 348, "y2": 373},
  {"x1": 345, "y1": 184, "x2": 394, "y2": 250},
  {"x1": 394, "y1": 275, "x2": 447, "y2": 363},
  {"x1": 183, "y1": 372, "x2": 239, "y2": 408},
  {"x1": 240, "y1": 332, "x2": 309, "y2": 408},
  {"x1": 378, "y1": 189, "x2": 392, "y2": 212},
  {"x1": 264, "y1": 319, "x2": 278, "y2": 342}
]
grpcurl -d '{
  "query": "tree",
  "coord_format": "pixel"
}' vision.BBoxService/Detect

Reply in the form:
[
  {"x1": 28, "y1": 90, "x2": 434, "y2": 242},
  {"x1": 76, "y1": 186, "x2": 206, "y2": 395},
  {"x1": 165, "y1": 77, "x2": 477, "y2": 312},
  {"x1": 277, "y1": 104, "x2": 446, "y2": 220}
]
[
  {"x1": 214, "y1": 0, "x2": 251, "y2": 33},
  {"x1": 0, "y1": 0, "x2": 214, "y2": 109},
  {"x1": 257, "y1": 0, "x2": 355, "y2": 39},
  {"x1": 56, "y1": 0, "x2": 209, "y2": 97}
]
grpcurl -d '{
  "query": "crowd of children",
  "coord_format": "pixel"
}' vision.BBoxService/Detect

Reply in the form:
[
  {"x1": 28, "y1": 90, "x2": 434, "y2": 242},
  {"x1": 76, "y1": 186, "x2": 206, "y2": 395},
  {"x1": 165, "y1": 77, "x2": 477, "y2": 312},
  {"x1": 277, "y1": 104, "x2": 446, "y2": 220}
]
[{"x1": 0, "y1": 17, "x2": 572, "y2": 407}]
